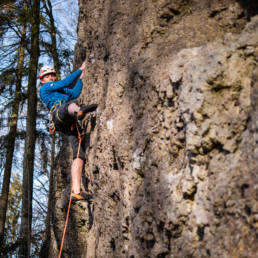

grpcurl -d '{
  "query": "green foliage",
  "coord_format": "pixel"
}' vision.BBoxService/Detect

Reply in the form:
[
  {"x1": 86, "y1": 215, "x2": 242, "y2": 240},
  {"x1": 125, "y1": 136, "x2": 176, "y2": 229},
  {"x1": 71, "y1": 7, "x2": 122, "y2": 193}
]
[{"x1": 0, "y1": 68, "x2": 16, "y2": 97}]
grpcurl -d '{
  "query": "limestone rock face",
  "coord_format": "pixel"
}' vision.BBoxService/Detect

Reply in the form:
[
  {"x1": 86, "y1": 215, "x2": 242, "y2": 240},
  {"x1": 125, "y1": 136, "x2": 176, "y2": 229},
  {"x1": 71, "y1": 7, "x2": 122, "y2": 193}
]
[{"x1": 51, "y1": 1, "x2": 258, "y2": 257}]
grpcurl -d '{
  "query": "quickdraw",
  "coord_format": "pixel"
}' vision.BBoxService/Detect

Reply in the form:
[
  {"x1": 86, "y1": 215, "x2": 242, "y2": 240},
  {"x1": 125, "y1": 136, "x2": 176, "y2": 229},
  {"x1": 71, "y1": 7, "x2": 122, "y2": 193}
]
[{"x1": 49, "y1": 121, "x2": 55, "y2": 134}]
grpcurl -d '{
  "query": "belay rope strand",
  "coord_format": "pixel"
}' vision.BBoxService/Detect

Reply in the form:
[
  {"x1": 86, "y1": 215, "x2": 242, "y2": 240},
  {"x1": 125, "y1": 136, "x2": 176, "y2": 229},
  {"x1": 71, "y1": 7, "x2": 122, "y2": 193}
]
[
  {"x1": 58, "y1": 192, "x2": 72, "y2": 258},
  {"x1": 58, "y1": 120, "x2": 84, "y2": 258}
]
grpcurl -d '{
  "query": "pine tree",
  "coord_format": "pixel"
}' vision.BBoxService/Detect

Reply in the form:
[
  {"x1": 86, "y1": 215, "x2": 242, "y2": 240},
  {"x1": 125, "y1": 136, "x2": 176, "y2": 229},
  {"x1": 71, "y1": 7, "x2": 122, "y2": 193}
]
[
  {"x1": 40, "y1": 1, "x2": 62, "y2": 255},
  {"x1": 0, "y1": 0, "x2": 28, "y2": 246},
  {"x1": 43, "y1": 0, "x2": 61, "y2": 79},
  {"x1": 19, "y1": 0, "x2": 41, "y2": 256},
  {"x1": 4, "y1": 173, "x2": 22, "y2": 257}
]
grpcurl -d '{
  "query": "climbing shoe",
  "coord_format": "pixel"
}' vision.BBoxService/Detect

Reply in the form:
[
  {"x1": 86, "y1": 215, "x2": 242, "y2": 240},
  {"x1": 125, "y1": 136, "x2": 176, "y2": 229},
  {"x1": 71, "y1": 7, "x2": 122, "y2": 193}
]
[
  {"x1": 77, "y1": 104, "x2": 98, "y2": 120},
  {"x1": 71, "y1": 191, "x2": 92, "y2": 202}
]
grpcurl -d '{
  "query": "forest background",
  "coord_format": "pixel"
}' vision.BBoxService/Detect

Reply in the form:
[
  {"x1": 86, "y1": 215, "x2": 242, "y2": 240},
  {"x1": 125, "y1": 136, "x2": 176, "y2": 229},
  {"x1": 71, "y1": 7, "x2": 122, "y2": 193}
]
[{"x1": 0, "y1": 0, "x2": 78, "y2": 256}]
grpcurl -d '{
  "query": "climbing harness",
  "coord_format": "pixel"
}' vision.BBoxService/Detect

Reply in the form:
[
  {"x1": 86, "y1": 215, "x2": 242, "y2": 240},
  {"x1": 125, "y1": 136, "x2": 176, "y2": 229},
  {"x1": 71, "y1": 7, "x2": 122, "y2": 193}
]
[{"x1": 49, "y1": 100, "x2": 65, "y2": 134}]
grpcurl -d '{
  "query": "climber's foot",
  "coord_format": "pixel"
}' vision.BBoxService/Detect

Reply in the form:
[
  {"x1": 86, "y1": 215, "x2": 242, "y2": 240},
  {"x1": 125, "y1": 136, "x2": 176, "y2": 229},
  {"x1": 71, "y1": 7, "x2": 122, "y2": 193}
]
[
  {"x1": 71, "y1": 191, "x2": 92, "y2": 203},
  {"x1": 77, "y1": 104, "x2": 98, "y2": 120}
]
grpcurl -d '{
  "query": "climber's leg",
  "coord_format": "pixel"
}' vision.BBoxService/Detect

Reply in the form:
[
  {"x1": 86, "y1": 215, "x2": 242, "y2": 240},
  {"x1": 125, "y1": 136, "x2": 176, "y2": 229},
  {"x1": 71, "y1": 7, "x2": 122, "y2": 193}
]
[
  {"x1": 77, "y1": 104, "x2": 98, "y2": 120},
  {"x1": 68, "y1": 102, "x2": 80, "y2": 117},
  {"x1": 71, "y1": 157, "x2": 92, "y2": 201},
  {"x1": 71, "y1": 157, "x2": 84, "y2": 194},
  {"x1": 67, "y1": 131, "x2": 87, "y2": 200},
  {"x1": 58, "y1": 100, "x2": 97, "y2": 121}
]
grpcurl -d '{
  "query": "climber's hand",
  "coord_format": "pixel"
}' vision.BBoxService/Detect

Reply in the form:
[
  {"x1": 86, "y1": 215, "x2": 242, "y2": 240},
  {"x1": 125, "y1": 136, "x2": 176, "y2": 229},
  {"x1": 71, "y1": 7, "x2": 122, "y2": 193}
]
[
  {"x1": 79, "y1": 61, "x2": 86, "y2": 79},
  {"x1": 79, "y1": 61, "x2": 86, "y2": 71}
]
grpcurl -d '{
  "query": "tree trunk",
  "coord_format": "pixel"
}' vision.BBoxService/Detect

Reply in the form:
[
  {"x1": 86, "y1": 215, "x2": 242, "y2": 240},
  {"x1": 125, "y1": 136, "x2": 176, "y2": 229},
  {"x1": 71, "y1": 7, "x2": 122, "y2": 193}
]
[
  {"x1": 0, "y1": 0, "x2": 28, "y2": 247},
  {"x1": 39, "y1": 134, "x2": 55, "y2": 258},
  {"x1": 44, "y1": 0, "x2": 61, "y2": 79},
  {"x1": 39, "y1": 2, "x2": 62, "y2": 256},
  {"x1": 19, "y1": 0, "x2": 40, "y2": 257}
]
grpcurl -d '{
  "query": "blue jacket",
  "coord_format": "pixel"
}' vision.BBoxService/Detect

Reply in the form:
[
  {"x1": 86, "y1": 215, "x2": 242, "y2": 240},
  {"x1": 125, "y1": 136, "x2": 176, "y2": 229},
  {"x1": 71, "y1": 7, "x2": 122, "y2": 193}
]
[{"x1": 39, "y1": 69, "x2": 83, "y2": 110}]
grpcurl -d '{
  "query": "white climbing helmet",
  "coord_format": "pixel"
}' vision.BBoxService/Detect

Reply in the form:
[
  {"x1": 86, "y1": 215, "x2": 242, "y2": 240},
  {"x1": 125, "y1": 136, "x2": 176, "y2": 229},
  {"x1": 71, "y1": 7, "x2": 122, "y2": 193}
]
[{"x1": 38, "y1": 65, "x2": 56, "y2": 79}]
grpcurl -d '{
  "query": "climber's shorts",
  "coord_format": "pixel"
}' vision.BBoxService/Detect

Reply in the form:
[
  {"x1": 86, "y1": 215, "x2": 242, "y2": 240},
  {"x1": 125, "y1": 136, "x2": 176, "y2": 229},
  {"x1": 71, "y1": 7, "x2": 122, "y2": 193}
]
[
  {"x1": 67, "y1": 129, "x2": 86, "y2": 161},
  {"x1": 51, "y1": 100, "x2": 86, "y2": 160},
  {"x1": 51, "y1": 100, "x2": 77, "y2": 133}
]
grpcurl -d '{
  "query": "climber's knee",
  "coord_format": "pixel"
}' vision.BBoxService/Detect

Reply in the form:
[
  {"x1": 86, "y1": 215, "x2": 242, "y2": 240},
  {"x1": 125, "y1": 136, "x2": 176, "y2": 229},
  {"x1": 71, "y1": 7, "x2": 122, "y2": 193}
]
[{"x1": 68, "y1": 102, "x2": 80, "y2": 117}]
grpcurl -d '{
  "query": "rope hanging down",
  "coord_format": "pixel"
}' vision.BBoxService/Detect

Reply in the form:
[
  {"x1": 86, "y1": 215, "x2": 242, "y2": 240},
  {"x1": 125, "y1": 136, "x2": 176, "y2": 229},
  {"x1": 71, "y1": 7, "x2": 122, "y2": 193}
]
[{"x1": 58, "y1": 192, "x2": 72, "y2": 258}]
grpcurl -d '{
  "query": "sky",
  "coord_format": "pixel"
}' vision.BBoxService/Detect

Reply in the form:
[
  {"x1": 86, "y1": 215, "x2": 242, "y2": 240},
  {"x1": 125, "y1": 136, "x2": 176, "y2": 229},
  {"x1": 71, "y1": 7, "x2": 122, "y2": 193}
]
[{"x1": 52, "y1": 0, "x2": 79, "y2": 54}]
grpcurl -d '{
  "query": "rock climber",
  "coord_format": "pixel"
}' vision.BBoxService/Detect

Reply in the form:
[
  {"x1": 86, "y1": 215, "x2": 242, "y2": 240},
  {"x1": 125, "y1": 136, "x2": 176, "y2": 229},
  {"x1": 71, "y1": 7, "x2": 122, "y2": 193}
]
[{"x1": 39, "y1": 61, "x2": 97, "y2": 202}]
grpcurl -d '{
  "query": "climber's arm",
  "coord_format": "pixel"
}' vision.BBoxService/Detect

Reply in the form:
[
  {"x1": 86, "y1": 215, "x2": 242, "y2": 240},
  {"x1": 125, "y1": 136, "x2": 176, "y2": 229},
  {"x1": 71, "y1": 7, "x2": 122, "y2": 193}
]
[
  {"x1": 42, "y1": 69, "x2": 82, "y2": 92},
  {"x1": 79, "y1": 61, "x2": 86, "y2": 79},
  {"x1": 63, "y1": 79, "x2": 83, "y2": 99},
  {"x1": 62, "y1": 61, "x2": 86, "y2": 99}
]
